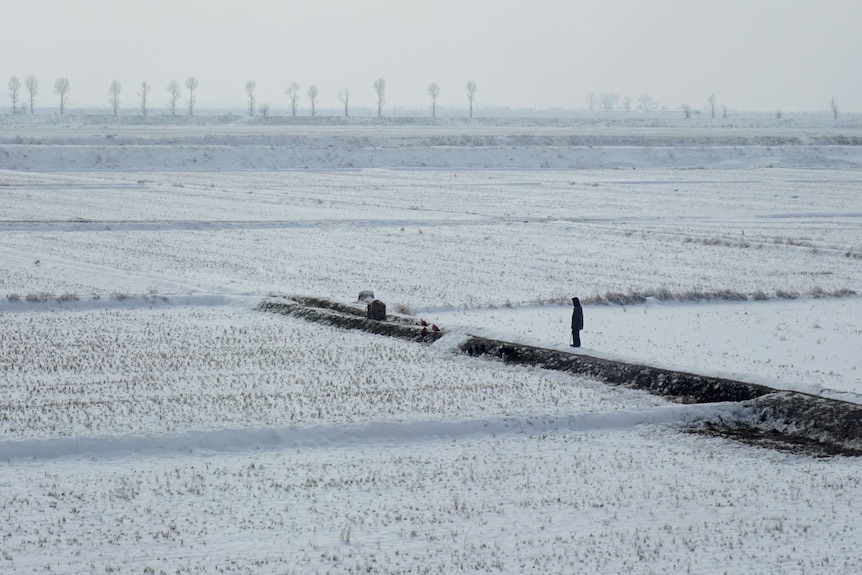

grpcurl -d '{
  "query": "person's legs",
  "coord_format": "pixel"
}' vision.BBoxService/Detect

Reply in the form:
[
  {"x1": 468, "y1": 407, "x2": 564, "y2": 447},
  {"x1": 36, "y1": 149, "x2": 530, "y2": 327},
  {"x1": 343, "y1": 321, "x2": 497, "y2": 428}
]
[{"x1": 572, "y1": 330, "x2": 581, "y2": 347}]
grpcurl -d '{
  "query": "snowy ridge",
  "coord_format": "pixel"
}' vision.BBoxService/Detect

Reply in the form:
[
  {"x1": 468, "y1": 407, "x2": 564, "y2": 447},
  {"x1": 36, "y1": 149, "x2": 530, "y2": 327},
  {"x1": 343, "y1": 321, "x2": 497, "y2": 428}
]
[{"x1": 0, "y1": 404, "x2": 736, "y2": 462}]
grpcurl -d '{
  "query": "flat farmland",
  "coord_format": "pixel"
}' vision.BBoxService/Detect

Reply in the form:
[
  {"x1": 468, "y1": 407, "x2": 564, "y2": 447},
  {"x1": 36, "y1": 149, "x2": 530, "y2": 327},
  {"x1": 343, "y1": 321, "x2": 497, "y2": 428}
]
[{"x1": 2, "y1": 116, "x2": 862, "y2": 573}]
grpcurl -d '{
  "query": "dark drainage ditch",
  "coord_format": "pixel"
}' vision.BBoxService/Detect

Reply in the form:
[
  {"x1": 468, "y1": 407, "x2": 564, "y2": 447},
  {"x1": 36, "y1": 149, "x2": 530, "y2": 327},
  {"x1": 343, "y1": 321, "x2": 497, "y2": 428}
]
[{"x1": 259, "y1": 296, "x2": 862, "y2": 456}]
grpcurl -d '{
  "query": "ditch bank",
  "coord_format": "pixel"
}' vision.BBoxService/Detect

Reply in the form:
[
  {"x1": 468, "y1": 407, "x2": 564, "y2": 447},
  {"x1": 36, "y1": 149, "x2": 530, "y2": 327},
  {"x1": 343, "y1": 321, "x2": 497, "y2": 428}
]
[
  {"x1": 459, "y1": 336, "x2": 862, "y2": 456},
  {"x1": 259, "y1": 296, "x2": 445, "y2": 344},
  {"x1": 259, "y1": 296, "x2": 862, "y2": 455}
]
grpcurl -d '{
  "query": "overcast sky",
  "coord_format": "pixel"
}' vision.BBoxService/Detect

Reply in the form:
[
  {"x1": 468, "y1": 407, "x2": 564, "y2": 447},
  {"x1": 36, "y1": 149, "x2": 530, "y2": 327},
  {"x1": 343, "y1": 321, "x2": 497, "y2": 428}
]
[{"x1": 4, "y1": 0, "x2": 861, "y2": 114}]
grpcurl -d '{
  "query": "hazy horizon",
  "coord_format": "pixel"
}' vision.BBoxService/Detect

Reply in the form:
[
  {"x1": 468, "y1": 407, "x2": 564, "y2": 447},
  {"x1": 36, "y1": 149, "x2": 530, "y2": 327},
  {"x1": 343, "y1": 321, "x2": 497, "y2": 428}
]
[{"x1": 4, "y1": 0, "x2": 861, "y2": 114}]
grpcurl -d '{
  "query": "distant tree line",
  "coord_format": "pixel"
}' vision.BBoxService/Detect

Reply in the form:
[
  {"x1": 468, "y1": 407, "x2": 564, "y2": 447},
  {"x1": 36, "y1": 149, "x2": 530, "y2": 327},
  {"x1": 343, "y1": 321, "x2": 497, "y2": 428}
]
[
  {"x1": 4, "y1": 74, "x2": 845, "y2": 120},
  {"x1": 590, "y1": 91, "x2": 843, "y2": 121},
  {"x1": 5, "y1": 74, "x2": 485, "y2": 119}
]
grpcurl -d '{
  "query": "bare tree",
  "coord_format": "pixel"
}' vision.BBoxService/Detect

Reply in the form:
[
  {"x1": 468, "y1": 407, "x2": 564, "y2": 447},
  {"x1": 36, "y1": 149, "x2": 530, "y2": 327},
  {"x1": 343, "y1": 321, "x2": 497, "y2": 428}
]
[
  {"x1": 830, "y1": 97, "x2": 839, "y2": 120},
  {"x1": 707, "y1": 94, "x2": 717, "y2": 119},
  {"x1": 601, "y1": 93, "x2": 619, "y2": 112},
  {"x1": 286, "y1": 82, "x2": 300, "y2": 116},
  {"x1": 138, "y1": 81, "x2": 151, "y2": 116},
  {"x1": 776, "y1": 108, "x2": 783, "y2": 120},
  {"x1": 8, "y1": 75, "x2": 21, "y2": 113},
  {"x1": 721, "y1": 104, "x2": 728, "y2": 119},
  {"x1": 306, "y1": 85, "x2": 319, "y2": 116},
  {"x1": 638, "y1": 93, "x2": 657, "y2": 112},
  {"x1": 427, "y1": 82, "x2": 441, "y2": 118},
  {"x1": 622, "y1": 95, "x2": 632, "y2": 112},
  {"x1": 245, "y1": 80, "x2": 256, "y2": 116},
  {"x1": 587, "y1": 93, "x2": 597, "y2": 113},
  {"x1": 260, "y1": 102, "x2": 270, "y2": 117},
  {"x1": 465, "y1": 80, "x2": 477, "y2": 118},
  {"x1": 108, "y1": 80, "x2": 122, "y2": 115},
  {"x1": 373, "y1": 77, "x2": 386, "y2": 117},
  {"x1": 25, "y1": 75, "x2": 39, "y2": 114},
  {"x1": 338, "y1": 88, "x2": 350, "y2": 117},
  {"x1": 681, "y1": 104, "x2": 691, "y2": 119},
  {"x1": 54, "y1": 77, "x2": 70, "y2": 114},
  {"x1": 185, "y1": 76, "x2": 198, "y2": 116},
  {"x1": 167, "y1": 80, "x2": 181, "y2": 115}
]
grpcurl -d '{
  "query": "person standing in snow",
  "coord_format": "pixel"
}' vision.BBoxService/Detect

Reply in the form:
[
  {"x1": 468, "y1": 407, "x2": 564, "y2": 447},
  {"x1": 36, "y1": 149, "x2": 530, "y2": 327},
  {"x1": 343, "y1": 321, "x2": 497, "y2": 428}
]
[{"x1": 571, "y1": 297, "x2": 583, "y2": 347}]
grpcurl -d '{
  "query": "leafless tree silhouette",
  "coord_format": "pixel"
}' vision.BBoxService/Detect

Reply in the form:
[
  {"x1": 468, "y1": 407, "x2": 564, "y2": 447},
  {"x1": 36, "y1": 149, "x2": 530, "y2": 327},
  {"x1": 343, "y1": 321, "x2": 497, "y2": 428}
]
[
  {"x1": 374, "y1": 78, "x2": 386, "y2": 118},
  {"x1": 307, "y1": 85, "x2": 319, "y2": 116},
  {"x1": 338, "y1": 89, "x2": 350, "y2": 117},
  {"x1": 428, "y1": 82, "x2": 441, "y2": 118},
  {"x1": 245, "y1": 80, "x2": 257, "y2": 116},
  {"x1": 466, "y1": 80, "x2": 477, "y2": 118},
  {"x1": 25, "y1": 75, "x2": 39, "y2": 114},
  {"x1": 601, "y1": 93, "x2": 619, "y2": 112},
  {"x1": 108, "y1": 80, "x2": 122, "y2": 115},
  {"x1": 167, "y1": 80, "x2": 181, "y2": 115},
  {"x1": 638, "y1": 94, "x2": 657, "y2": 112},
  {"x1": 8, "y1": 76, "x2": 21, "y2": 113},
  {"x1": 138, "y1": 81, "x2": 151, "y2": 116},
  {"x1": 286, "y1": 81, "x2": 300, "y2": 116},
  {"x1": 185, "y1": 76, "x2": 198, "y2": 116},
  {"x1": 54, "y1": 77, "x2": 70, "y2": 114}
]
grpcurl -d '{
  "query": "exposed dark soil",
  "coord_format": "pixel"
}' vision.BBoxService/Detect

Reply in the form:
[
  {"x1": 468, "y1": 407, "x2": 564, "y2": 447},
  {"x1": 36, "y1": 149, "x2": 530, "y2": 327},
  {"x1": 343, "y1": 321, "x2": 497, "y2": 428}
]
[
  {"x1": 696, "y1": 425, "x2": 862, "y2": 457},
  {"x1": 460, "y1": 336, "x2": 773, "y2": 403},
  {"x1": 259, "y1": 296, "x2": 862, "y2": 456}
]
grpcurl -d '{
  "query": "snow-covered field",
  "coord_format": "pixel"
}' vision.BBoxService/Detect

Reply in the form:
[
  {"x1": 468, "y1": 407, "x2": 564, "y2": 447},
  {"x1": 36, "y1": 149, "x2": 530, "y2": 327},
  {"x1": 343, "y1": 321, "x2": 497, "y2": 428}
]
[{"x1": 2, "y1": 114, "x2": 862, "y2": 573}]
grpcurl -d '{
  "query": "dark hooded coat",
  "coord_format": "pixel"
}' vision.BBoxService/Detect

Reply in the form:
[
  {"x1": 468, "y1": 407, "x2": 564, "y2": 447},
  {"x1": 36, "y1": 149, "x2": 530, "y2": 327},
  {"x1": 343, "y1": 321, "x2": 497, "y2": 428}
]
[{"x1": 571, "y1": 298, "x2": 584, "y2": 331}]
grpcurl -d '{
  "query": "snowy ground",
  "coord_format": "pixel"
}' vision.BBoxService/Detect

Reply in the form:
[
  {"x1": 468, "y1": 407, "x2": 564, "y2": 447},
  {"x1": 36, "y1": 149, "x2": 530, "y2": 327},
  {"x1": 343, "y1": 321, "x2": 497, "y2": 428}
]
[
  {"x1": 2, "y1": 114, "x2": 862, "y2": 573},
  {"x1": 424, "y1": 298, "x2": 862, "y2": 403}
]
